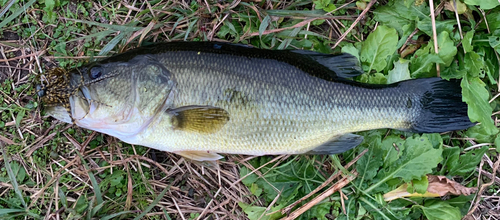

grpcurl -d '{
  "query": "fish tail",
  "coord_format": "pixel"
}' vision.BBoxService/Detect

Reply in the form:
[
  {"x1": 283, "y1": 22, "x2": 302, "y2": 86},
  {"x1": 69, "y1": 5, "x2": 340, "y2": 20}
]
[{"x1": 404, "y1": 78, "x2": 474, "y2": 133}]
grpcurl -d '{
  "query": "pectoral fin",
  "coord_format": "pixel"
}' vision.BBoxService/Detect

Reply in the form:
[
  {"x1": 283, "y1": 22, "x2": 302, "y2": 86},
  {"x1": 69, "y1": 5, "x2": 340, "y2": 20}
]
[
  {"x1": 307, "y1": 133, "x2": 364, "y2": 155},
  {"x1": 169, "y1": 105, "x2": 229, "y2": 133},
  {"x1": 175, "y1": 150, "x2": 223, "y2": 161}
]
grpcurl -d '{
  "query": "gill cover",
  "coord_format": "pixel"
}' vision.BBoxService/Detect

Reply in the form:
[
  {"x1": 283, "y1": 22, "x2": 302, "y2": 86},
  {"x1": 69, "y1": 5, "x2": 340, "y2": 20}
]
[{"x1": 73, "y1": 55, "x2": 176, "y2": 138}]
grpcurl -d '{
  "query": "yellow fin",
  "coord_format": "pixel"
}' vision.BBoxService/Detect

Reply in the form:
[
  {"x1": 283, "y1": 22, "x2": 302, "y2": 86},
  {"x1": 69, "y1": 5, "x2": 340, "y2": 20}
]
[
  {"x1": 170, "y1": 105, "x2": 229, "y2": 133},
  {"x1": 175, "y1": 150, "x2": 223, "y2": 161}
]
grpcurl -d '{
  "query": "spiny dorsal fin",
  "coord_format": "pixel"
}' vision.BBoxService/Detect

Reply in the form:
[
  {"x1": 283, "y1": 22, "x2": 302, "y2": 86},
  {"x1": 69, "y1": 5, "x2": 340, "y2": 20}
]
[
  {"x1": 307, "y1": 133, "x2": 364, "y2": 155},
  {"x1": 170, "y1": 105, "x2": 229, "y2": 134}
]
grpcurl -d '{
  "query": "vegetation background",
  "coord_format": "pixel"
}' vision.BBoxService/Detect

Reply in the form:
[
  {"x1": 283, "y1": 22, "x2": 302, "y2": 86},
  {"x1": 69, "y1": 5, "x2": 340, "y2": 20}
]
[{"x1": 0, "y1": 0, "x2": 500, "y2": 219}]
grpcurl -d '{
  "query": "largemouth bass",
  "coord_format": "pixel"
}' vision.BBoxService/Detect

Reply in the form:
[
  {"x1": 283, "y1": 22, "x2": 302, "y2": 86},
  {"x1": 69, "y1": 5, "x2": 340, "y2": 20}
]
[{"x1": 41, "y1": 42, "x2": 473, "y2": 161}]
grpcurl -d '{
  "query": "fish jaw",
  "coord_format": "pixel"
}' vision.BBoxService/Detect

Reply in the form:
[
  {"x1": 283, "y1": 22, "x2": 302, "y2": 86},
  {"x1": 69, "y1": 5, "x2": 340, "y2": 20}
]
[{"x1": 45, "y1": 105, "x2": 73, "y2": 124}]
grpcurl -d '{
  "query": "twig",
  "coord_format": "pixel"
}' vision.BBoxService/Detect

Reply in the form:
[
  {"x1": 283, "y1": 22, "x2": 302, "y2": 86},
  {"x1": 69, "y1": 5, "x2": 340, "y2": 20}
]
[
  {"x1": 429, "y1": 0, "x2": 440, "y2": 77},
  {"x1": 171, "y1": 197, "x2": 186, "y2": 220},
  {"x1": 282, "y1": 170, "x2": 358, "y2": 220},
  {"x1": 281, "y1": 149, "x2": 368, "y2": 214},
  {"x1": 331, "y1": 0, "x2": 377, "y2": 50},
  {"x1": 398, "y1": 29, "x2": 420, "y2": 54},
  {"x1": 452, "y1": 0, "x2": 465, "y2": 54},
  {"x1": 477, "y1": 169, "x2": 500, "y2": 185},
  {"x1": 467, "y1": 154, "x2": 500, "y2": 217},
  {"x1": 197, "y1": 187, "x2": 222, "y2": 220},
  {"x1": 108, "y1": 155, "x2": 171, "y2": 176}
]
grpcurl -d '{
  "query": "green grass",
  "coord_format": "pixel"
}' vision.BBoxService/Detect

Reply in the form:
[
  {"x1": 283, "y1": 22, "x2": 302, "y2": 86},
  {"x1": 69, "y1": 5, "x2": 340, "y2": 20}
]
[{"x1": 0, "y1": 0, "x2": 500, "y2": 219}]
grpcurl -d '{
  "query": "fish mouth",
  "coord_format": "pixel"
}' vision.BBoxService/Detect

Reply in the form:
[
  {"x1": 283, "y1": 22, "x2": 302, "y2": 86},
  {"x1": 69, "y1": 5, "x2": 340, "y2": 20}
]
[
  {"x1": 44, "y1": 81, "x2": 93, "y2": 125},
  {"x1": 45, "y1": 105, "x2": 73, "y2": 124}
]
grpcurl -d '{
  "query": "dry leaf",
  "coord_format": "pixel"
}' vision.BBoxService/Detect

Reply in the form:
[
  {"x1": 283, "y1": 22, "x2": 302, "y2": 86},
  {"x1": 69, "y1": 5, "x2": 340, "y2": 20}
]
[
  {"x1": 444, "y1": 0, "x2": 467, "y2": 14},
  {"x1": 383, "y1": 175, "x2": 477, "y2": 201},
  {"x1": 426, "y1": 175, "x2": 477, "y2": 196}
]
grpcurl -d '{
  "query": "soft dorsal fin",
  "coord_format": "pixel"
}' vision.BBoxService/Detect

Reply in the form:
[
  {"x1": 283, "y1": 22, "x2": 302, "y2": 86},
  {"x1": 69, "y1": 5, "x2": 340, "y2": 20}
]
[
  {"x1": 307, "y1": 133, "x2": 364, "y2": 155},
  {"x1": 290, "y1": 50, "x2": 364, "y2": 78},
  {"x1": 169, "y1": 105, "x2": 230, "y2": 134}
]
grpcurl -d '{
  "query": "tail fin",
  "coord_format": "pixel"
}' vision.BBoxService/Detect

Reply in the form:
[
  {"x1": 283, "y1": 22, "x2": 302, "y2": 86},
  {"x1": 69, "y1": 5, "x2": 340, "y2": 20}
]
[{"x1": 404, "y1": 78, "x2": 474, "y2": 133}]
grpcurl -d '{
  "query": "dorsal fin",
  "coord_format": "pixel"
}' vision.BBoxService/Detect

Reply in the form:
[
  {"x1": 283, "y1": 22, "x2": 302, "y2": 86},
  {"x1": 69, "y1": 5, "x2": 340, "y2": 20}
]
[
  {"x1": 290, "y1": 50, "x2": 364, "y2": 78},
  {"x1": 96, "y1": 41, "x2": 364, "y2": 81}
]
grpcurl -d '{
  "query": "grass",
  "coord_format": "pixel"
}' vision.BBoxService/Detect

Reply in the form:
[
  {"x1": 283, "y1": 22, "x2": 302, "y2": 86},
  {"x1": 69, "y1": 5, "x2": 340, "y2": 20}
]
[{"x1": 1, "y1": 0, "x2": 500, "y2": 219}]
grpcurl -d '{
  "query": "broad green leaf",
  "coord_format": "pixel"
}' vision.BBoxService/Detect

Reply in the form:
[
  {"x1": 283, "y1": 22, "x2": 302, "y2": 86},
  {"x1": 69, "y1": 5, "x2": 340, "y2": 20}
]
[
  {"x1": 464, "y1": 0, "x2": 500, "y2": 9},
  {"x1": 44, "y1": 0, "x2": 55, "y2": 11},
  {"x1": 486, "y1": 13, "x2": 500, "y2": 32},
  {"x1": 466, "y1": 124, "x2": 498, "y2": 143},
  {"x1": 380, "y1": 135, "x2": 406, "y2": 167},
  {"x1": 410, "y1": 43, "x2": 444, "y2": 77},
  {"x1": 341, "y1": 43, "x2": 360, "y2": 61},
  {"x1": 356, "y1": 134, "x2": 384, "y2": 188},
  {"x1": 238, "y1": 202, "x2": 282, "y2": 220},
  {"x1": 461, "y1": 76, "x2": 497, "y2": 135},
  {"x1": 387, "y1": 59, "x2": 411, "y2": 84},
  {"x1": 417, "y1": 19, "x2": 455, "y2": 38},
  {"x1": 250, "y1": 183, "x2": 262, "y2": 197},
  {"x1": 442, "y1": 147, "x2": 460, "y2": 175},
  {"x1": 303, "y1": 202, "x2": 331, "y2": 220},
  {"x1": 420, "y1": 201, "x2": 462, "y2": 220},
  {"x1": 313, "y1": 0, "x2": 336, "y2": 12},
  {"x1": 359, "y1": 72, "x2": 387, "y2": 84},
  {"x1": 366, "y1": 134, "x2": 442, "y2": 193},
  {"x1": 240, "y1": 166, "x2": 258, "y2": 185},
  {"x1": 436, "y1": 31, "x2": 457, "y2": 67},
  {"x1": 373, "y1": 1, "x2": 428, "y2": 35},
  {"x1": 490, "y1": 35, "x2": 500, "y2": 53},
  {"x1": 462, "y1": 31, "x2": 474, "y2": 53},
  {"x1": 408, "y1": 175, "x2": 428, "y2": 194},
  {"x1": 360, "y1": 25, "x2": 398, "y2": 73},
  {"x1": 392, "y1": 135, "x2": 442, "y2": 182},
  {"x1": 441, "y1": 59, "x2": 467, "y2": 80},
  {"x1": 446, "y1": 146, "x2": 488, "y2": 176},
  {"x1": 464, "y1": 52, "x2": 484, "y2": 78}
]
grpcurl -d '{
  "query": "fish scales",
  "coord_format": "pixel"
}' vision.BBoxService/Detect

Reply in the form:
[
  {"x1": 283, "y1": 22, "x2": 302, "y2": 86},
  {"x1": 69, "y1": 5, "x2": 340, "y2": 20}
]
[
  {"x1": 120, "y1": 51, "x2": 414, "y2": 154},
  {"x1": 42, "y1": 42, "x2": 473, "y2": 160}
]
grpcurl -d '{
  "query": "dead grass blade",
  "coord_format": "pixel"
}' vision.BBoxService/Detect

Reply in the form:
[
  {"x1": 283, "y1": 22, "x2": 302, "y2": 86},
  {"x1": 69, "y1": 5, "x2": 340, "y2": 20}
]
[
  {"x1": 466, "y1": 153, "x2": 500, "y2": 217},
  {"x1": 282, "y1": 170, "x2": 358, "y2": 220},
  {"x1": 428, "y1": 0, "x2": 441, "y2": 77},
  {"x1": 331, "y1": 0, "x2": 377, "y2": 50},
  {"x1": 281, "y1": 149, "x2": 368, "y2": 214}
]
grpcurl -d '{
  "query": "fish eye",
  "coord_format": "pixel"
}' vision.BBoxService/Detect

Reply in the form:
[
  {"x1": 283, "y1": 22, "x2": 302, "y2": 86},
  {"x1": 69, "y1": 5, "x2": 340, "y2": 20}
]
[
  {"x1": 90, "y1": 67, "x2": 103, "y2": 79},
  {"x1": 36, "y1": 84, "x2": 45, "y2": 97}
]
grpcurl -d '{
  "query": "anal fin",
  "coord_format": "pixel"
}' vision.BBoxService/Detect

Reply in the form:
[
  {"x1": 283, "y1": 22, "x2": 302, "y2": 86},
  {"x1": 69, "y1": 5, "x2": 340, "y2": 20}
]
[
  {"x1": 307, "y1": 133, "x2": 364, "y2": 155},
  {"x1": 175, "y1": 150, "x2": 223, "y2": 161}
]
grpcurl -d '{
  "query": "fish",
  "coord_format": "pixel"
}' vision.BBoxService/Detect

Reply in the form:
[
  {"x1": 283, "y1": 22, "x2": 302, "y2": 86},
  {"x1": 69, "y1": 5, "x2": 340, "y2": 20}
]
[{"x1": 41, "y1": 41, "x2": 474, "y2": 161}]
